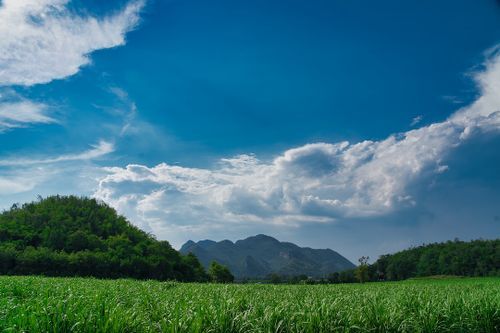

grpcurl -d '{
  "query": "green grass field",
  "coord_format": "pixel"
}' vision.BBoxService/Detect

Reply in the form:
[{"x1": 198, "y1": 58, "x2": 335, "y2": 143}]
[{"x1": 0, "y1": 276, "x2": 498, "y2": 332}]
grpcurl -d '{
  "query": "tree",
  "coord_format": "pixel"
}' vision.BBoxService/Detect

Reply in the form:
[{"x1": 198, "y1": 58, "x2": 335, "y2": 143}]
[
  {"x1": 339, "y1": 270, "x2": 356, "y2": 283},
  {"x1": 208, "y1": 261, "x2": 234, "y2": 283},
  {"x1": 268, "y1": 273, "x2": 282, "y2": 284},
  {"x1": 355, "y1": 256, "x2": 370, "y2": 283},
  {"x1": 182, "y1": 252, "x2": 210, "y2": 282},
  {"x1": 327, "y1": 272, "x2": 340, "y2": 283}
]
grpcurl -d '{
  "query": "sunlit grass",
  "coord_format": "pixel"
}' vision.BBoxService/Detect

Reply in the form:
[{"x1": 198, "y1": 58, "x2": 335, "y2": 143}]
[{"x1": 0, "y1": 276, "x2": 498, "y2": 332}]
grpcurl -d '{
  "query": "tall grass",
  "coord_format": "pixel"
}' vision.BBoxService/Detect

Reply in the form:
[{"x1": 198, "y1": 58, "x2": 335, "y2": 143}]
[{"x1": 0, "y1": 276, "x2": 498, "y2": 332}]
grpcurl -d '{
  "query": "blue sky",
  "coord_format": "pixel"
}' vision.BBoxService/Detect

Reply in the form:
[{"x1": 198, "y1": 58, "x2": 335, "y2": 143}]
[{"x1": 0, "y1": 0, "x2": 499, "y2": 261}]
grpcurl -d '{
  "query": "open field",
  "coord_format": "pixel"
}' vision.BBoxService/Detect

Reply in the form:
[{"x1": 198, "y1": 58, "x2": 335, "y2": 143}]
[{"x1": 0, "y1": 276, "x2": 498, "y2": 332}]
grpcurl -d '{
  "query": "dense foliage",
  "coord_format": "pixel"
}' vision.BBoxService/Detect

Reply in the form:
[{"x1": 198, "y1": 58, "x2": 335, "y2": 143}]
[
  {"x1": 0, "y1": 196, "x2": 208, "y2": 281},
  {"x1": 372, "y1": 239, "x2": 499, "y2": 281},
  {"x1": 0, "y1": 276, "x2": 497, "y2": 332},
  {"x1": 208, "y1": 261, "x2": 234, "y2": 283},
  {"x1": 325, "y1": 239, "x2": 500, "y2": 283},
  {"x1": 289, "y1": 239, "x2": 499, "y2": 284}
]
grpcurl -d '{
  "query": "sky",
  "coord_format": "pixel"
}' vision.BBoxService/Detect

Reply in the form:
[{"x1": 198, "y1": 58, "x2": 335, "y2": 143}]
[{"x1": 0, "y1": 0, "x2": 499, "y2": 262}]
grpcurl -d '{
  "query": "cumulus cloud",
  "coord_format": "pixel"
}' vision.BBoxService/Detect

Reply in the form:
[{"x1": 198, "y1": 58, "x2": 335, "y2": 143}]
[
  {"x1": 0, "y1": 0, "x2": 144, "y2": 86},
  {"x1": 95, "y1": 47, "x2": 500, "y2": 239}
]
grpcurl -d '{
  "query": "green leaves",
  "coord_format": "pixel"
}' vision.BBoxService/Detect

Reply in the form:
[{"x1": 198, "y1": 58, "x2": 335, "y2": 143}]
[
  {"x1": 0, "y1": 195, "x2": 208, "y2": 281},
  {"x1": 208, "y1": 261, "x2": 235, "y2": 283}
]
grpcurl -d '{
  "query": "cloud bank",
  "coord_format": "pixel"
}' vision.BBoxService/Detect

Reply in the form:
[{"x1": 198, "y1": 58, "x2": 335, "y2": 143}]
[
  {"x1": 94, "y1": 48, "x2": 500, "y2": 240},
  {"x1": 0, "y1": 0, "x2": 144, "y2": 86}
]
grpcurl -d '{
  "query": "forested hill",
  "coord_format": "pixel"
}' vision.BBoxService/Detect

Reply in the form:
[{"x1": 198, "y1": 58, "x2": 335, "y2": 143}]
[
  {"x1": 371, "y1": 239, "x2": 499, "y2": 281},
  {"x1": 0, "y1": 196, "x2": 208, "y2": 281}
]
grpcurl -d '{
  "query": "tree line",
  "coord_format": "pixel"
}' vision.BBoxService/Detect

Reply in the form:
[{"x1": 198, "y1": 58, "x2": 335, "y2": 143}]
[
  {"x1": 370, "y1": 238, "x2": 499, "y2": 281},
  {"x1": 252, "y1": 239, "x2": 499, "y2": 284},
  {"x1": 342, "y1": 238, "x2": 499, "y2": 283}
]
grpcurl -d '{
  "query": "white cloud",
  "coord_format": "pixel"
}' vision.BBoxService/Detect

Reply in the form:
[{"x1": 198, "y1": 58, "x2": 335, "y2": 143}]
[
  {"x1": 94, "y1": 47, "x2": 500, "y2": 240},
  {"x1": 0, "y1": 174, "x2": 40, "y2": 195},
  {"x1": 0, "y1": 139, "x2": 114, "y2": 200},
  {"x1": 0, "y1": 0, "x2": 144, "y2": 86},
  {"x1": 0, "y1": 140, "x2": 114, "y2": 166},
  {"x1": 410, "y1": 115, "x2": 422, "y2": 126},
  {"x1": 107, "y1": 86, "x2": 138, "y2": 136},
  {"x1": 0, "y1": 1, "x2": 141, "y2": 205},
  {"x1": 0, "y1": 100, "x2": 55, "y2": 131}
]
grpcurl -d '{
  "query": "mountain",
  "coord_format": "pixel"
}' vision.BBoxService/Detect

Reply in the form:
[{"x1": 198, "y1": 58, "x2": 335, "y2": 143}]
[
  {"x1": 180, "y1": 234, "x2": 355, "y2": 279},
  {"x1": 0, "y1": 196, "x2": 208, "y2": 281}
]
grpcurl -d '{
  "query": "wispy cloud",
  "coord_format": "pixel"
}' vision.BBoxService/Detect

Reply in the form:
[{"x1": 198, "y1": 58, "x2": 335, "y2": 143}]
[
  {"x1": 0, "y1": 0, "x2": 145, "y2": 86},
  {"x1": 0, "y1": 89, "x2": 57, "y2": 131},
  {"x1": 107, "y1": 86, "x2": 138, "y2": 136},
  {"x1": 410, "y1": 115, "x2": 422, "y2": 127},
  {"x1": 0, "y1": 100, "x2": 55, "y2": 131},
  {"x1": 0, "y1": 173, "x2": 41, "y2": 195},
  {"x1": 0, "y1": 1, "x2": 142, "y2": 202},
  {"x1": 94, "y1": 46, "x2": 500, "y2": 239},
  {"x1": 0, "y1": 141, "x2": 114, "y2": 166},
  {"x1": 442, "y1": 95, "x2": 464, "y2": 105},
  {"x1": 0, "y1": 140, "x2": 114, "y2": 197}
]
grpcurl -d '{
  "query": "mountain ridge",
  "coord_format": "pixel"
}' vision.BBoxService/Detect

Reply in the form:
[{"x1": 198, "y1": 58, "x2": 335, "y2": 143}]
[{"x1": 180, "y1": 234, "x2": 355, "y2": 279}]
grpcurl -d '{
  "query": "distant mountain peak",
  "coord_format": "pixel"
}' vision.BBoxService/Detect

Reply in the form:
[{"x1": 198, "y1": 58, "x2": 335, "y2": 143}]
[
  {"x1": 180, "y1": 234, "x2": 355, "y2": 279},
  {"x1": 237, "y1": 234, "x2": 279, "y2": 243},
  {"x1": 254, "y1": 234, "x2": 277, "y2": 239}
]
